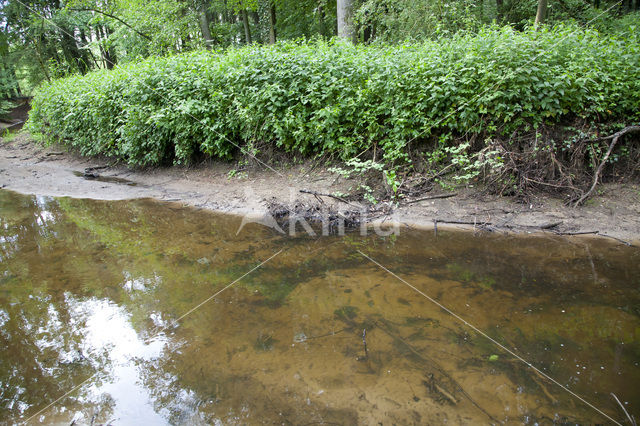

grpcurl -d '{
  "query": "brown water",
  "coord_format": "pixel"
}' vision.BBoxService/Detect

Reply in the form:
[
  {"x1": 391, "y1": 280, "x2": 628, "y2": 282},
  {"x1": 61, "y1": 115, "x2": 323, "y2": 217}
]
[{"x1": 0, "y1": 189, "x2": 638, "y2": 425}]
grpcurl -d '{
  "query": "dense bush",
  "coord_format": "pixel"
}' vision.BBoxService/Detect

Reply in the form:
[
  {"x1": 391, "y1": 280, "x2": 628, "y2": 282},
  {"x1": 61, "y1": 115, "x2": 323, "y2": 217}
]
[{"x1": 27, "y1": 24, "x2": 640, "y2": 167}]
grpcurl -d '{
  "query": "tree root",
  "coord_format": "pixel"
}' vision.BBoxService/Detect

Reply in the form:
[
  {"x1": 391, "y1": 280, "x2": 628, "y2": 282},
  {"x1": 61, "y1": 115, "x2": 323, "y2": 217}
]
[{"x1": 573, "y1": 125, "x2": 640, "y2": 207}]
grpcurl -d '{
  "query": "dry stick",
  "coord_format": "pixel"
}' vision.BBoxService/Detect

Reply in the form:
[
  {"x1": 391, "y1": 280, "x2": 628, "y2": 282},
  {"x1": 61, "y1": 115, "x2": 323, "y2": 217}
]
[
  {"x1": 597, "y1": 233, "x2": 635, "y2": 247},
  {"x1": 553, "y1": 230, "x2": 599, "y2": 236},
  {"x1": 403, "y1": 192, "x2": 458, "y2": 204},
  {"x1": 574, "y1": 126, "x2": 640, "y2": 207},
  {"x1": 434, "y1": 219, "x2": 492, "y2": 226}
]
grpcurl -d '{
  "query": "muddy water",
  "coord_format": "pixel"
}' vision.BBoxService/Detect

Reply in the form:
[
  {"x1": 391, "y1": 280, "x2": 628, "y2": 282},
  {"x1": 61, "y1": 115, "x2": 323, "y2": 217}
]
[{"x1": 0, "y1": 189, "x2": 638, "y2": 425}]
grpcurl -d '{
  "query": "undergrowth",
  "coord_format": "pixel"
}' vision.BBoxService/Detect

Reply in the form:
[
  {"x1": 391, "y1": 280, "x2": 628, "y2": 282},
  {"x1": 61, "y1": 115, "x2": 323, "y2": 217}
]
[{"x1": 27, "y1": 24, "x2": 640, "y2": 200}]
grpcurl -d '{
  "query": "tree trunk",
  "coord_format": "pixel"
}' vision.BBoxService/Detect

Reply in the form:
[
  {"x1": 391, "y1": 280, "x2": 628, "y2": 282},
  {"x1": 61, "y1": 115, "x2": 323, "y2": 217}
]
[
  {"x1": 241, "y1": 9, "x2": 252, "y2": 44},
  {"x1": 105, "y1": 26, "x2": 117, "y2": 68},
  {"x1": 98, "y1": 25, "x2": 116, "y2": 69},
  {"x1": 337, "y1": 0, "x2": 354, "y2": 41},
  {"x1": 81, "y1": 27, "x2": 101, "y2": 69},
  {"x1": 535, "y1": 0, "x2": 548, "y2": 26},
  {"x1": 268, "y1": 1, "x2": 277, "y2": 44},
  {"x1": 199, "y1": 5, "x2": 214, "y2": 50}
]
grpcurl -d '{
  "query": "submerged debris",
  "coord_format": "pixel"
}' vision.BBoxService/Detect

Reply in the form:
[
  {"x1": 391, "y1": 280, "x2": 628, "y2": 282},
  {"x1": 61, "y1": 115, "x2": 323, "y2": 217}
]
[{"x1": 266, "y1": 198, "x2": 364, "y2": 235}]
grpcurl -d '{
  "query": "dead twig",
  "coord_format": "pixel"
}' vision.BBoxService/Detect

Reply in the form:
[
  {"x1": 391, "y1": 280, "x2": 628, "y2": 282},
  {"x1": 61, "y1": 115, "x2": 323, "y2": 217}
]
[
  {"x1": 299, "y1": 189, "x2": 360, "y2": 208},
  {"x1": 553, "y1": 230, "x2": 599, "y2": 236}
]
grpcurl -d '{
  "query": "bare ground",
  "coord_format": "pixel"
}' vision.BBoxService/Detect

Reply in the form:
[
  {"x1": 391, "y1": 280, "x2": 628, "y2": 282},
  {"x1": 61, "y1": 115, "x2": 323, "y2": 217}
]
[{"x1": 1, "y1": 132, "x2": 639, "y2": 246}]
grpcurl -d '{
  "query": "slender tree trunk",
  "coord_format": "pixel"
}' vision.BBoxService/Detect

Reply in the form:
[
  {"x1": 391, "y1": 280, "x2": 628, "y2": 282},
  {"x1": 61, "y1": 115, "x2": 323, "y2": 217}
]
[
  {"x1": 199, "y1": 5, "x2": 214, "y2": 50},
  {"x1": 268, "y1": 1, "x2": 277, "y2": 44},
  {"x1": 241, "y1": 9, "x2": 252, "y2": 44},
  {"x1": 535, "y1": 0, "x2": 548, "y2": 26},
  {"x1": 98, "y1": 25, "x2": 116, "y2": 69},
  {"x1": 104, "y1": 26, "x2": 117, "y2": 68},
  {"x1": 337, "y1": 0, "x2": 354, "y2": 40}
]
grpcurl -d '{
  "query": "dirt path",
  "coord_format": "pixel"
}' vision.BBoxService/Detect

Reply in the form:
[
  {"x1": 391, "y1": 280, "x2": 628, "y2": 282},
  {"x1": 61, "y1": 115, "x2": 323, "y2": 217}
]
[{"x1": 1, "y1": 133, "x2": 639, "y2": 245}]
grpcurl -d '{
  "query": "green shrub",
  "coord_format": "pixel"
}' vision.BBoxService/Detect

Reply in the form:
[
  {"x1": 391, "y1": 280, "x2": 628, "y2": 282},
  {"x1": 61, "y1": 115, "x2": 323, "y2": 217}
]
[{"x1": 27, "y1": 24, "x2": 640, "y2": 167}]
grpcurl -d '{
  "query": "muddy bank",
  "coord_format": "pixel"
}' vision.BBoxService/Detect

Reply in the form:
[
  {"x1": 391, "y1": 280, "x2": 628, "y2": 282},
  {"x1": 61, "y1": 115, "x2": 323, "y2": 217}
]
[{"x1": 1, "y1": 133, "x2": 639, "y2": 245}]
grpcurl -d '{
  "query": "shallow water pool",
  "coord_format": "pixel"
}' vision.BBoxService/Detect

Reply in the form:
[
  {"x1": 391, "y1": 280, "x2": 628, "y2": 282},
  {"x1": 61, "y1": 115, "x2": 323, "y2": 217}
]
[{"x1": 0, "y1": 189, "x2": 638, "y2": 424}]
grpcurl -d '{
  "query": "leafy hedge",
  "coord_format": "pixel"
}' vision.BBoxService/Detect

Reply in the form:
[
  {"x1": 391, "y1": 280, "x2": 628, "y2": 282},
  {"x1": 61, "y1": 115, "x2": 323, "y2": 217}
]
[{"x1": 27, "y1": 24, "x2": 640, "y2": 166}]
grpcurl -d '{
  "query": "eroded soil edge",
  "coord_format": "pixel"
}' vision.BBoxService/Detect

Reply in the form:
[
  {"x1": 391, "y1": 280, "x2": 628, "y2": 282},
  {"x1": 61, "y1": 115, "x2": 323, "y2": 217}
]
[{"x1": 1, "y1": 134, "x2": 638, "y2": 246}]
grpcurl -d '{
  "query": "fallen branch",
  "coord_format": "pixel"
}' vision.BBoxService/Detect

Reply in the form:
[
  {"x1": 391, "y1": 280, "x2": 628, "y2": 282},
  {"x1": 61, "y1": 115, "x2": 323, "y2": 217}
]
[
  {"x1": 434, "y1": 219, "x2": 491, "y2": 227},
  {"x1": 574, "y1": 125, "x2": 640, "y2": 207},
  {"x1": 553, "y1": 230, "x2": 599, "y2": 236},
  {"x1": 597, "y1": 234, "x2": 635, "y2": 247},
  {"x1": 403, "y1": 192, "x2": 458, "y2": 204}
]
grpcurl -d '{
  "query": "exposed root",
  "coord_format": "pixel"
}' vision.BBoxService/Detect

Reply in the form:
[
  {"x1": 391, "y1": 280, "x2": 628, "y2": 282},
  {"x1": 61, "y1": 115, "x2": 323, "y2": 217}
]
[{"x1": 573, "y1": 126, "x2": 640, "y2": 206}]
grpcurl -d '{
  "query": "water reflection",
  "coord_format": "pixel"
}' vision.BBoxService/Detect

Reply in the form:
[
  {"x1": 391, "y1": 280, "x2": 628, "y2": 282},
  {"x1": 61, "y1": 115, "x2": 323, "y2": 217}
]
[{"x1": 0, "y1": 189, "x2": 638, "y2": 424}]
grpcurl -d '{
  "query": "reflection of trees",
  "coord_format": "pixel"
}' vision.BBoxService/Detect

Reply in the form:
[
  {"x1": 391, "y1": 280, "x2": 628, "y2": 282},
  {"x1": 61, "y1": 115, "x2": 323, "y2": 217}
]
[
  {"x1": 0, "y1": 296, "x2": 107, "y2": 421},
  {"x1": 0, "y1": 191, "x2": 114, "y2": 421}
]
